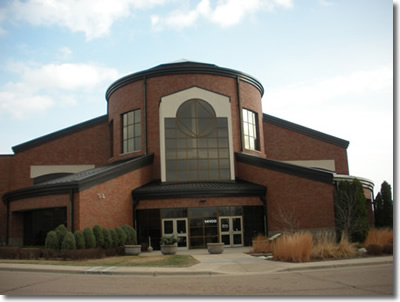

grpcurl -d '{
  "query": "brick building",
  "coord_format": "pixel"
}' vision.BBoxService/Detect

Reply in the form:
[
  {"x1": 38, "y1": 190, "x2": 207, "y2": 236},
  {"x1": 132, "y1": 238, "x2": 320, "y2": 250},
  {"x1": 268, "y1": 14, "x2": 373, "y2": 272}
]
[{"x1": 0, "y1": 61, "x2": 374, "y2": 249}]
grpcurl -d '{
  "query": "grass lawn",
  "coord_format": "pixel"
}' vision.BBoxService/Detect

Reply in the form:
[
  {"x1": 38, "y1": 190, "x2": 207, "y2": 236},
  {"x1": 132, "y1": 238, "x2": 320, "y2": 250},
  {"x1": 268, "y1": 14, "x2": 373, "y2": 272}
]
[{"x1": 0, "y1": 255, "x2": 199, "y2": 267}]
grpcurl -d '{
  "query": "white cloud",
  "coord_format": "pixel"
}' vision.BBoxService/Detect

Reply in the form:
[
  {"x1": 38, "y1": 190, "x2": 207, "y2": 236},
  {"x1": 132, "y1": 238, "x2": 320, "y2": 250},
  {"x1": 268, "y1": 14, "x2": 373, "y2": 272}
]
[
  {"x1": 0, "y1": 62, "x2": 120, "y2": 118},
  {"x1": 152, "y1": 0, "x2": 293, "y2": 30},
  {"x1": 58, "y1": 47, "x2": 73, "y2": 60},
  {"x1": 265, "y1": 65, "x2": 392, "y2": 107},
  {"x1": 263, "y1": 65, "x2": 393, "y2": 187},
  {"x1": 318, "y1": 0, "x2": 334, "y2": 6},
  {"x1": 1, "y1": 0, "x2": 168, "y2": 40}
]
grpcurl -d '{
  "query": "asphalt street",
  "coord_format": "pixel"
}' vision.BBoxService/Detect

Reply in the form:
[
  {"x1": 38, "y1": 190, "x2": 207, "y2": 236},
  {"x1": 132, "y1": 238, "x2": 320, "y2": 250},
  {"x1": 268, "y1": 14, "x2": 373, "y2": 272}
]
[{"x1": 0, "y1": 263, "x2": 393, "y2": 296}]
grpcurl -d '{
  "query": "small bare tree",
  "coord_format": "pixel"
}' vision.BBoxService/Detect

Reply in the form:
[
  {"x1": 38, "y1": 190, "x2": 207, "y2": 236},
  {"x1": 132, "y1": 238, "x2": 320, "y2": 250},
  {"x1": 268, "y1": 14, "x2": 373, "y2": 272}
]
[{"x1": 271, "y1": 203, "x2": 300, "y2": 233}]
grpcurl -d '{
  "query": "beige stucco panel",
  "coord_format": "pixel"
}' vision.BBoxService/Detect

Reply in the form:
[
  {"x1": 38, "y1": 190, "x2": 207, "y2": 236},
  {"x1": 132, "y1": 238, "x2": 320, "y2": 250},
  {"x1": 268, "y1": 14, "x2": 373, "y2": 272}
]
[
  {"x1": 282, "y1": 160, "x2": 335, "y2": 172},
  {"x1": 30, "y1": 165, "x2": 95, "y2": 178}
]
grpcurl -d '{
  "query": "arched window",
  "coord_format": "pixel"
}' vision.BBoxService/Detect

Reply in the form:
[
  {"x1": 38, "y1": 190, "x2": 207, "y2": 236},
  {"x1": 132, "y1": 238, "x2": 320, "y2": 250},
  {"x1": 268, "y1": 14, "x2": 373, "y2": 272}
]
[{"x1": 165, "y1": 99, "x2": 230, "y2": 182}]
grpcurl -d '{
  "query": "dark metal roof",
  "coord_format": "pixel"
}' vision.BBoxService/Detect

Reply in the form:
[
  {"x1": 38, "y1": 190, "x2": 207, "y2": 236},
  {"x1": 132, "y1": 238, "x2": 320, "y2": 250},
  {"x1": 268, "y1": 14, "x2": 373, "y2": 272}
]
[
  {"x1": 106, "y1": 61, "x2": 264, "y2": 100},
  {"x1": 263, "y1": 113, "x2": 349, "y2": 149},
  {"x1": 2, "y1": 154, "x2": 154, "y2": 203},
  {"x1": 12, "y1": 115, "x2": 108, "y2": 154},
  {"x1": 236, "y1": 152, "x2": 334, "y2": 184},
  {"x1": 132, "y1": 179, "x2": 266, "y2": 201}
]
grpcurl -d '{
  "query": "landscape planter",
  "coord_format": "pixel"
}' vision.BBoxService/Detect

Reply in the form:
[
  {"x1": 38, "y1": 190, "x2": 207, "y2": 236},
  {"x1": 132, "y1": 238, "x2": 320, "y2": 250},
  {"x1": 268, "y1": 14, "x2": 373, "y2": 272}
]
[
  {"x1": 160, "y1": 243, "x2": 178, "y2": 255},
  {"x1": 207, "y1": 242, "x2": 224, "y2": 254},
  {"x1": 124, "y1": 245, "x2": 142, "y2": 256}
]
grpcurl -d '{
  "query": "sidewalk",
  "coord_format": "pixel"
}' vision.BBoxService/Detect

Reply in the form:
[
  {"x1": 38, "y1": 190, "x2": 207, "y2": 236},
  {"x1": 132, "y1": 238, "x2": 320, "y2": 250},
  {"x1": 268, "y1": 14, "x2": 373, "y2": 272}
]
[{"x1": 0, "y1": 247, "x2": 393, "y2": 276}]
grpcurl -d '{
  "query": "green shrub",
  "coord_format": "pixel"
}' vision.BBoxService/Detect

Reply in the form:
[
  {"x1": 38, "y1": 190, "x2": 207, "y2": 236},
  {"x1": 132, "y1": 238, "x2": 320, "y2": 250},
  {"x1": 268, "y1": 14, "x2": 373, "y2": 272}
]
[
  {"x1": 45, "y1": 231, "x2": 59, "y2": 250},
  {"x1": 102, "y1": 228, "x2": 113, "y2": 249},
  {"x1": 93, "y1": 224, "x2": 104, "y2": 248},
  {"x1": 83, "y1": 227, "x2": 96, "y2": 249},
  {"x1": 122, "y1": 224, "x2": 137, "y2": 244},
  {"x1": 109, "y1": 228, "x2": 119, "y2": 247},
  {"x1": 74, "y1": 230, "x2": 86, "y2": 249},
  {"x1": 115, "y1": 227, "x2": 127, "y2": 246},
  {"x1": 55, "y1": 224, "x2": 68, "y2": 249},
  {"x1": 61, "y1": 232, "x2": 76, "y2": 250}
]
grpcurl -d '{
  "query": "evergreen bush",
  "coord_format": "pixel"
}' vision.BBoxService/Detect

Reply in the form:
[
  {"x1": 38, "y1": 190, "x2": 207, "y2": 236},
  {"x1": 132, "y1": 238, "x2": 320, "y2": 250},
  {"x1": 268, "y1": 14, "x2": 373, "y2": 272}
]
[
  {"x1": 122, "y1": 224, "x2": 137, "y2": 244},
  {"x1": 109, "y1": 228, "x2": 119, "y2": 247},
  {"x1": 74, "y1": 230, "x2": 86, "y2": 249},
  {"x1": 45, "y1": 231, "x2": 59, "y2": 250},
  {"x1": 61, "y1": 232, "x2": 76, "y2": 250},
  {"x1": 93, "y1": 224, "x2": 104, "y2": 248},
  {"x1": 334, "y1": 179, "x2": 369, "y2": 242},
  {"x1": 115, "y1": 227, "x2": 127, "y2": 246},
  {"x1": 55, "y1": 224, "x2": 68, "y2": 249},
  {"x1": 374, "y1": 181, "x2": 393, "y2": 228},
  {"x1": 102, "y1": 228, "x2": 113, "y2": 249},
  {"x1": 83, "y1": 227, "x2": 96, "y2": 249}
]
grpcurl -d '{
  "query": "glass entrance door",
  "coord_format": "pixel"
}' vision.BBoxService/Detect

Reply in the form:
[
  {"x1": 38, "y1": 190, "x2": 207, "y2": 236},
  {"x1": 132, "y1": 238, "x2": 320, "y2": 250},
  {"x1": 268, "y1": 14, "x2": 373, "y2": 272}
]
[
  {"x1": 162, "y1": 218, "x2": 188, "y2": 249},
  {"x1": 219, "y1": 216, "x2": 243, "y2": 247}
]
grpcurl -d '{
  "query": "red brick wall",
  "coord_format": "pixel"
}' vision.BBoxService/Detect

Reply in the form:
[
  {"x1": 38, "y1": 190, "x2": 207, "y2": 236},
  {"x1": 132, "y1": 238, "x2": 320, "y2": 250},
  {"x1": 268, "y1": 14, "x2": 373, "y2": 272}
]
[
  {"x1": 108, "y1": 74, "x2": 264, "y2": 178},
  {"x1": 237, "y1": 161, "x2": 336, "y2": 232},
  {"x1": 263, "y1": 122, "x2": 349, "y2": 174},
  {"x1": 0, "y1": 156, "x2": 12, "y2": 242},
  {"x1": 9, "y1": 122, "x2": 110, "y2": 191},
  {"x1": 107, "y1": 80, "x2": 144, "y2": 160},
  {"x1": 76, "y1": 165, "x2": 153, "y2": 230}
]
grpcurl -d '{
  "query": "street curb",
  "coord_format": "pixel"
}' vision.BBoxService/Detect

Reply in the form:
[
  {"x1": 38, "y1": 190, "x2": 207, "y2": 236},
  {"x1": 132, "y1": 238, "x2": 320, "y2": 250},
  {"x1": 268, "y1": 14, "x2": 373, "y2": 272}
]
[
  {"x1": 0, "y1": 265, "x2": 224, "y2": 277},
  {"x1": 275, "y1": 259, "x2": 393, "y2": 273},
  {"x1": 0, "y1": 256, "x2": 393, "y2": 276}
]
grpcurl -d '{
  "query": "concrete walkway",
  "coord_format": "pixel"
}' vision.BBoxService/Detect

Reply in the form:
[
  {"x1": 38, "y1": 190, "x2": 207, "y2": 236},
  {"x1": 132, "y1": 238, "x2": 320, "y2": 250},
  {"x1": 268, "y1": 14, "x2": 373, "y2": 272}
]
[{"x1": 0, "y1": 247, "x2": 393, "y2": 276}]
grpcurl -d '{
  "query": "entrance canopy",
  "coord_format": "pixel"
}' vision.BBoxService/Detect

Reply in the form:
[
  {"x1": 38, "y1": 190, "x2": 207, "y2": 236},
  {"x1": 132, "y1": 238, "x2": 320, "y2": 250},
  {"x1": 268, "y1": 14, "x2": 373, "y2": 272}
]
[{"x1": 131, "y1": 179, "x2": 266, "y2": 201}]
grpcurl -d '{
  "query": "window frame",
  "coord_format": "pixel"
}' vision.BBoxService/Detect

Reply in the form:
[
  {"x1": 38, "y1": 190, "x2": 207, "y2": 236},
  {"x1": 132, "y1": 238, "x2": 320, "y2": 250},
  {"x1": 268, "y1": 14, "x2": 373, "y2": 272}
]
[
  {"x1": 242, "y1": 108, "x2": 260, "y2": 151},
  {"x1": 121, "y1": 109, "x2": 141, "y2": 154}
]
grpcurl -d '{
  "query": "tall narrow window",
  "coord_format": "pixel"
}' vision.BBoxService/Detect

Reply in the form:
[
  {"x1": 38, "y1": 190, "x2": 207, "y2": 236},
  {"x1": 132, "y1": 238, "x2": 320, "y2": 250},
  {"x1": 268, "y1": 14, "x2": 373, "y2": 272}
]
[
  {"x1": 122, "y1": 109, "x2": 141, "y2": 154},
  {"x1": 243, "y1": 108, "x2": 260, "y2": 151}
]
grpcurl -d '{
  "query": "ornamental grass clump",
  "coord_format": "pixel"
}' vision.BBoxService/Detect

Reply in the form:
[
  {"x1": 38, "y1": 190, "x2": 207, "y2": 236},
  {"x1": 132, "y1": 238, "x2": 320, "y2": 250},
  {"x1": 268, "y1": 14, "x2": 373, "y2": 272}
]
[
  {"x1": 251, "y1": 234, "x2": 272, "y2": 253},
  {"x1": 272, "y1": 232, "x2": 313, "y2": 262},
  {"x1": 364, "y1": 228, "x2": 393, "y2": 255},
  {"x1": 335, "y1": 233, "x2": 357, "y2": 258},
  {"x1": 311, "y1": 231, "x2": 337, "y2": 260}
]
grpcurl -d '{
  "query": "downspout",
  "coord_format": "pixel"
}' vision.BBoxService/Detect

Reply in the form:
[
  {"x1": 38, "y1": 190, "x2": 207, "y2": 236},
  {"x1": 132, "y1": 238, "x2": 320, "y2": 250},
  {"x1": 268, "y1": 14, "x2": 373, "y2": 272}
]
[
  {"x1": 132, "y1": 195, "x2": 140, "y2": 231},
  {"x1": 236, "y1": 76, "x2": 244, "y2": 152},
  {"x1": 5, "y1": 202, "x2": 9, "y2": 245},
  {"x1": 69, "y1": 190, "x2": 74, "y2": 233},
  {"x1": 143, "y1": 77, "x2": 148, "y2": 155},
  {"x1": 260, "y1": 192, "x2": 268, "y2": 236}
]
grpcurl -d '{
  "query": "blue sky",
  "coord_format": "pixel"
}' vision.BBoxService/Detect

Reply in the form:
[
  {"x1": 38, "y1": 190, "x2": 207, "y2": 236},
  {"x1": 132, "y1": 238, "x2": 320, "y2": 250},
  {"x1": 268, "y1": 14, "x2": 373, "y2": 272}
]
[{"x1": 0, "y1": 0, "x2": 394, "y2": 193}]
